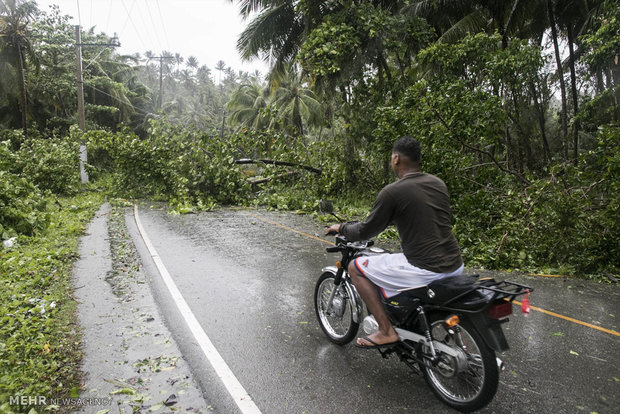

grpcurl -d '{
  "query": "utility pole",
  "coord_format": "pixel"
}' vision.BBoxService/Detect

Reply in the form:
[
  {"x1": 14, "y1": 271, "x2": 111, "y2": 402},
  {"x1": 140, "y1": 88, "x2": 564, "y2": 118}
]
[
  {"x1": 148, "y1": 55, "x2": 175, "y2": 110},
  {"x1": 75, "y1": 26, "x2": 85, "y2": 131},
  {"x1": 75, "y1": 25, "x2": 120, "y2": 185}
]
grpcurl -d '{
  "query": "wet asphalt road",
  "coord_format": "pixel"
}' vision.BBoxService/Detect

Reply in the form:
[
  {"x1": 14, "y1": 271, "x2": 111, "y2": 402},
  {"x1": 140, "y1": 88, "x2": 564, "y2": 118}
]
[{"x1": 126, "y1": 204, "x2": 619, "y2": 414}]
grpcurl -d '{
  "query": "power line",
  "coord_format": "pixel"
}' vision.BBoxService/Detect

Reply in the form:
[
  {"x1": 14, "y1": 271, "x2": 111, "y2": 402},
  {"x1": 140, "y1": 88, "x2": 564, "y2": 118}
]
[
  {"x1": 143, "y1": 0, "x2": 164, "y2": 53},
  {"x1": 120, "y1": 0, "x2": 148, "y2": 52},
  {"x1": 155, "y1": 0, "x2": 171, "y2": 51},
  {"x1": 105, "y1": 0, "x2": 113, "y2": 34},
  {"x1": 86, "y1": 83, "x2": 154, "y2": 117},
  {"x1": 134, "y1": 0, "x2": 160, "y2": 54}
]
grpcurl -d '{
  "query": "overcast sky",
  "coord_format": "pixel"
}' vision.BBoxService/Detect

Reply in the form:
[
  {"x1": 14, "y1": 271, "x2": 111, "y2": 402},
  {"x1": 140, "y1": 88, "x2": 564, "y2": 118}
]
[{"x1": 36, "y1": 0, "x2": 269, "y2": 76}]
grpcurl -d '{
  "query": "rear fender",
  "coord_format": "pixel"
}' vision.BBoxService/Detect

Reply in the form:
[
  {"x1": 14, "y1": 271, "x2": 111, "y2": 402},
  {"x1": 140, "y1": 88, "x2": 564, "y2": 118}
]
[
  {"x1": 467, "y1": 313, "x2": 509, "y2": 352},
  {"x1": 321, "y1": 266, "x2": 363, "y2": 323}
]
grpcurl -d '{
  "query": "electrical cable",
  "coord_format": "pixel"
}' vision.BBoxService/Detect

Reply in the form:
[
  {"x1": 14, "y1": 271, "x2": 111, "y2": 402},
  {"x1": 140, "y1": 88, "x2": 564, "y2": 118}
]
[
  {"x1": 134, "y1": 0, "x2": 160, "y2": 55},
  {"x1": 85, "y1": 83, "x2": 154, "y2": 117},
  {"x1": 83, "y1": 48, "x2": 107, "y2": 71},
  {"x1": 105, "y1": 0, "x2": 113, "y2": 35},
  {"x1": 155, "y1": 0, "x2": 171, "y2": 52},
  {"x1": 120, "y1": 0, "x2": 149, "y2": 54},
  {"x1": 143, "y1": 0, "x2": 164, "y2": 54}
]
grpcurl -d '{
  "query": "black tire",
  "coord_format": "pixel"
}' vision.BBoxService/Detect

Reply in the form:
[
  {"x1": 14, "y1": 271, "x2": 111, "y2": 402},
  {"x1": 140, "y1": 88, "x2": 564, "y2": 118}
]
[
  {"x1": 314, "y1": 272, "x2": 359, "y2": 345},
  {"x1": 421, "y1": 314, "x2": 499, "y2": 412}
]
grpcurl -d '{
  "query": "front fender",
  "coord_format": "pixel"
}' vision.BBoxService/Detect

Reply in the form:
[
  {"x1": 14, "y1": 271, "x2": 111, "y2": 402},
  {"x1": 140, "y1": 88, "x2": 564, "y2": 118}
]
[{"x1": 320, "y1": 267, "x2": 363, "y2": 323}]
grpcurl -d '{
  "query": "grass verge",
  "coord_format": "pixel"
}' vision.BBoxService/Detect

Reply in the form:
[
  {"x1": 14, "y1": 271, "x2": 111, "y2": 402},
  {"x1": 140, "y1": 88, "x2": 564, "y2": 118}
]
[{"x1": 0, "y1": 192, "x2": 104, "y2": 413}]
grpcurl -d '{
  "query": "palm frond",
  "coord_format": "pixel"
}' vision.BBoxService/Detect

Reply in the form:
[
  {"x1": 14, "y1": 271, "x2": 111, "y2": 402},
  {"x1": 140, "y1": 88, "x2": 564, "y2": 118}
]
[{"x1": 438, "y1": 9, "x2": 488, "y2": 43}]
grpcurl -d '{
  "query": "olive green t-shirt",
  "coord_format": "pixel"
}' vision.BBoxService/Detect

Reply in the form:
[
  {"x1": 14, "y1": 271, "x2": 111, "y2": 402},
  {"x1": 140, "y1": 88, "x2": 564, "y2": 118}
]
[{"x1": 340, "y1": 172, "x2": 463, "y2": 273}]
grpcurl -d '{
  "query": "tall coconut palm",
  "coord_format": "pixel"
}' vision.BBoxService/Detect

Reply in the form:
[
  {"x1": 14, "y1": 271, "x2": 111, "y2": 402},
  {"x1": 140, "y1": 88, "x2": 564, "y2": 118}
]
[
  {"x1": 186, "y1": 55, "x2": 199, "y2": 72},
  {"x1": 215, "y1": 60, "x2": 226, "y2": 84},
  {"x1": 269, "y1": 67, "x2": 323, "y2": 136},
  {"x1": 0, "y1": 0, "x2": 38, "y2": 138},
  {"x1": 226, "y1": 83, "x2": 270, "y2": 130}
]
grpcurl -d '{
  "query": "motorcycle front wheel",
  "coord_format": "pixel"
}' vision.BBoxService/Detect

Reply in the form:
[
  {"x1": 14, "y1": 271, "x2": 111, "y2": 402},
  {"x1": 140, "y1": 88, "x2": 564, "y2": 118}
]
[
  {"x1": 421, "y1": 315, "x2": 499, "y2": 412},
  {"x1": 314, "y1": 272, "x2": 359, "y2": 345}
]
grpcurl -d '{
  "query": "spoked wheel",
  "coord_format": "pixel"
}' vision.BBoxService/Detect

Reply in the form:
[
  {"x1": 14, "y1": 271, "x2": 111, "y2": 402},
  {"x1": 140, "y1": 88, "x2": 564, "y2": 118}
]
[
  {"x1": 314, "y1": 272, "x2": 359, "y2": 345},
  {"x1": 421, "y1": 315, "x2": 499, "y2": 412}
]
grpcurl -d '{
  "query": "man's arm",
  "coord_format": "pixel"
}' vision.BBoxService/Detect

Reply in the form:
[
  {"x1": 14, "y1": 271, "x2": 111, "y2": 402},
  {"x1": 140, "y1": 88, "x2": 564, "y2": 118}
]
[{"x1": 338, "y1": 189, "x2": 395, "y2": 241}]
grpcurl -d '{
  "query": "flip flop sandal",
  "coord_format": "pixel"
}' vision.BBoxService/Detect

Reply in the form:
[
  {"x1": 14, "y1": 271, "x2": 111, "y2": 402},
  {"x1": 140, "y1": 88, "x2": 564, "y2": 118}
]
[{"x1": 355, "y1": 336, "x2": 398, "y2": 349}]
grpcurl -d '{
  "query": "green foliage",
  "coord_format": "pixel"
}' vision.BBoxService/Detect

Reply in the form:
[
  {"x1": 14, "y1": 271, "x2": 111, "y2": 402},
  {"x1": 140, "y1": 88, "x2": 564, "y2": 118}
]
[
  {"x1": 452, "y1": 125, "x2": 619, "y2": 276},
  {"x1": 0, "y1": 139, "x2": 53, "y2": 238},
  {"x1": 14, "y1": 134, "x2": 81, "y2": 195},
  {"x1": 0, "y1": 192, "x2": 103, "y2": 411},
  {"x1": 0, "y1": 126, "x2": 81, "y2": 239},
  {"x1": 580, "y1": 0, "x2": 620, "y2": 71},
  {"x1": 87, "y1": 119, "x2": 251, "y2": 206},
  {"x1": 0, "y1": 170, "x2": 49, "y2": 238},
  {"x1": 299, "y1": 20, "x2": 361, "y2": 77}
]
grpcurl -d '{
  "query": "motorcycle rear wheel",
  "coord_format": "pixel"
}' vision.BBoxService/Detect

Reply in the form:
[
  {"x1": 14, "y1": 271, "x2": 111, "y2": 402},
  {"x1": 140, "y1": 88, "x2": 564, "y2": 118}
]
[
  {"x1": 314, "y1": 272, "x2": 359, "y2": 345},
  {"x1": 421, "y1": 315, "x2": 499, "y2": 412}
]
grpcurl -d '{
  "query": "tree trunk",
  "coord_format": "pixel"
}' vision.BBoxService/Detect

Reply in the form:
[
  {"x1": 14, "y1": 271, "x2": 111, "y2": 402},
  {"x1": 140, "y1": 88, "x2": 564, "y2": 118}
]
[
  {"x1": 530, "y1": 81, "x2": 551, "y2": 163},
  {"x1": 16, "y1": 42, "x2": 28, "y2": 139},
  {"x1": 594, "y1": 70, "x2": 604, "y2": 93},
  {"x1": 605, "y1": 68, "x2": 619, "y2": 121},
  {"x1": 567, "y1": 24, "x2": 580, "y2": 164},
  {"x1": 547, "y1": 0, "x2": 568, "y2": 160}
]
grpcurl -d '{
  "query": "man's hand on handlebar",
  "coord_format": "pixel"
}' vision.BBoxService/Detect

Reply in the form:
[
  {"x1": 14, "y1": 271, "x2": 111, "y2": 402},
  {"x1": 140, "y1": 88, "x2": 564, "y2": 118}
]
[{"x1": 325, "y1": 223, "x2": 341, "y2": 236}]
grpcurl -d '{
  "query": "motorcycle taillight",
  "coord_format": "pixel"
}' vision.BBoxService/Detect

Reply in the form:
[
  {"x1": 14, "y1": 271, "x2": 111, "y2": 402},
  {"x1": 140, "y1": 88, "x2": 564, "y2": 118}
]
[{"x1": 488, "y1": 301, "x2": 512, "y2": 319}]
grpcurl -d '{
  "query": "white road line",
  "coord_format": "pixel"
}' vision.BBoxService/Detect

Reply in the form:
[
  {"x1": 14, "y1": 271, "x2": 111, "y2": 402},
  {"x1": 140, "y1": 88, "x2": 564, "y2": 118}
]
[{"x1": 133, "y1": 205, "x2": 262, "y2": 414}]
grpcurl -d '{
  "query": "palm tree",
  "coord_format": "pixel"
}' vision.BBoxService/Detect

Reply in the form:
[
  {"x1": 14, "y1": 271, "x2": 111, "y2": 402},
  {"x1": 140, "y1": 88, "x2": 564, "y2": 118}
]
[
  {"x1": 186, "y1": 55, "x2": 199, "y2": 72},
  {"x1": 269, "y1": 66, "x2": 323, "y2": 136},
  {"x1": 405, "y1": 0, "x2": 543, "y2": 46},
  {"x1": 226, "y1": 83, "x2": 270, "y2": 130},
  {"x1": 174, "y1": 52, "x2": 184, "y2": 74},
  {"x1": 233, "y1": 0, "x2": 333, "y2": 74},
  {"x1": 251, "y1": 69, "x2": 263, "y2": 82},
  {"x1": 215, "y1": 60, "x2": 226, "y2": 84},
  {"x1": 0, "y1": 0, "x2": 38, "y2": 138}
]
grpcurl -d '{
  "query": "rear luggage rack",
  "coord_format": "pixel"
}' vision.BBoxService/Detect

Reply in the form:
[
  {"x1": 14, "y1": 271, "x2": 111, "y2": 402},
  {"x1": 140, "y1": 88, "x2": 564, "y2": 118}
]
[
  {"x1": 440, "y1": 278, "x2": 533, "y2": 312},
  {"x1": 476, "y1": 279, "x2": 533, "y2": 301}
]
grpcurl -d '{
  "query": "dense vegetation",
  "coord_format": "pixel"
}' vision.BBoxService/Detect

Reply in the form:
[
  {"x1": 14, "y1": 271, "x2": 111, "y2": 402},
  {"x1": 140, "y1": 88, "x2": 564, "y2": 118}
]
[
  {"x1": 2, "y1": 0, "x2": 619, "y2": 274},
  {"x1": 1, "y1": 0, "x2": 619, "y2": 409}
]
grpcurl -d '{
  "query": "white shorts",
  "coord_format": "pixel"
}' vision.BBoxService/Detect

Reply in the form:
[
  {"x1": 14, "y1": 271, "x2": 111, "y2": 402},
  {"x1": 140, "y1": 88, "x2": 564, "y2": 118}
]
[{"x1": 353, "y1": 253, "x2": 464, "y2": 298}]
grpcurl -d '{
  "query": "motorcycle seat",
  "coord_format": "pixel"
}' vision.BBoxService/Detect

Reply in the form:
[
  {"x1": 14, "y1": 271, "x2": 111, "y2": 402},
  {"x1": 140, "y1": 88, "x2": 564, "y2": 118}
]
[{"x1": 397, "y1": 275, "x2": 480, "y2": 305}]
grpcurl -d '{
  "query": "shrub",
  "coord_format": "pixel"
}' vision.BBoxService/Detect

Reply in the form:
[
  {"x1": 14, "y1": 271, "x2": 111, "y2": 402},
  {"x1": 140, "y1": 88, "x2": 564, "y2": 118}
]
[
  {"x1": 15, "y1": 136, "x2": 81, "y2": 196},
  {"x1": 0, "y1": 171, "x2": 49, "y2": 238}
]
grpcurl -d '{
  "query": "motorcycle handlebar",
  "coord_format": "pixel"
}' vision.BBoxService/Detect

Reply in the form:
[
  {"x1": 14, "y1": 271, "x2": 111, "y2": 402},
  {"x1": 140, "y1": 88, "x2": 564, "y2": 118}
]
[{"x1": 325, "y1": 246, "x2": 341, "y2": 253}]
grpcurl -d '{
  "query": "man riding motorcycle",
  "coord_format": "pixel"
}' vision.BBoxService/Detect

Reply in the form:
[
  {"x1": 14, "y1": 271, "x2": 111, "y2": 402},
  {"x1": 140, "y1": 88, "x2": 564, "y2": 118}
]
[{"x1": 327, "y1": 135, "x2": 464, "y2": 349}]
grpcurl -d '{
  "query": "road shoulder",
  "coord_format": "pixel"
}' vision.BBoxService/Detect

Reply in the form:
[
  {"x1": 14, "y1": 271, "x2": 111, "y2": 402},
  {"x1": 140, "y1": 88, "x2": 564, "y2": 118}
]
[{"x1": 72, "y1": 202, "x2": 209, "y2": 413}]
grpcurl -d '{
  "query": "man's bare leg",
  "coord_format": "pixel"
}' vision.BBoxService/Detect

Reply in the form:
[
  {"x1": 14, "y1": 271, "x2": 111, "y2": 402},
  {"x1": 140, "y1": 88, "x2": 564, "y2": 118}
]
[{"x1": 348, "y1": 262, "x2": 399, "y2": 346}]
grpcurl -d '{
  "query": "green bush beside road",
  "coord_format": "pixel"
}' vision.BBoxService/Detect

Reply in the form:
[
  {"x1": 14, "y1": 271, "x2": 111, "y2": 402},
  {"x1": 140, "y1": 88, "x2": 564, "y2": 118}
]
[{"x1": 0, "y1": 192, "x2": 102, "y2": 413}]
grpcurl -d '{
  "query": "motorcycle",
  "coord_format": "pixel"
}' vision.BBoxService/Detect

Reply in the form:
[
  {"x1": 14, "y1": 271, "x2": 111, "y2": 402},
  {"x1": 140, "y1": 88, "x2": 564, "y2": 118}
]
[{"x1": 314, "y1": 234, "x2": 532, "y2": 412}]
